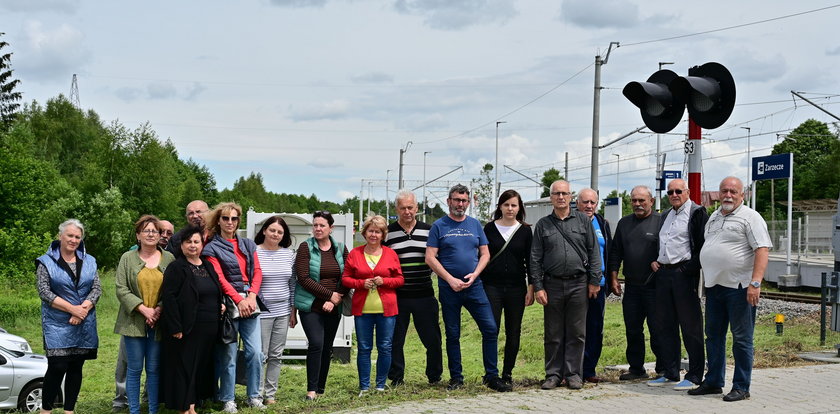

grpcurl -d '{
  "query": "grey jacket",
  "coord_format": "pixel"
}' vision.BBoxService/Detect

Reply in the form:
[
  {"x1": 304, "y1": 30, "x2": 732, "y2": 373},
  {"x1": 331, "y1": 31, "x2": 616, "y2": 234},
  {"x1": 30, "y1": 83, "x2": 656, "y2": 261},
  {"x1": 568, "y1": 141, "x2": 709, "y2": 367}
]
[{"x1": 529, "y1": 210, "x2": 602, "y2": 290}]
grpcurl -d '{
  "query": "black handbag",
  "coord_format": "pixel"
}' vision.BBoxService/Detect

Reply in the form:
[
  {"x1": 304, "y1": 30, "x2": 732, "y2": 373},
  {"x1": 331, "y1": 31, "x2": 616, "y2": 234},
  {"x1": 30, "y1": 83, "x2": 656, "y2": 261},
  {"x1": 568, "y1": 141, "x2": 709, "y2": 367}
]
[{"x1": 219, "y1": 313, "x2": 237, "y2": 344}]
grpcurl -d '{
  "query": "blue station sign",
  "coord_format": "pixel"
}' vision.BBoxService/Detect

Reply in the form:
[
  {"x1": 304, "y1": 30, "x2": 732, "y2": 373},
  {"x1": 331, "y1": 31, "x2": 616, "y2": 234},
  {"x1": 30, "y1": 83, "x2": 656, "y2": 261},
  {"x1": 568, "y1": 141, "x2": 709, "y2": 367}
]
[
  {"x1": 752, "y1": 153, "x2": 792, "y2": 181},
  {"x1": 663, "y1": 170, "x2": 682, "y2": 179}
]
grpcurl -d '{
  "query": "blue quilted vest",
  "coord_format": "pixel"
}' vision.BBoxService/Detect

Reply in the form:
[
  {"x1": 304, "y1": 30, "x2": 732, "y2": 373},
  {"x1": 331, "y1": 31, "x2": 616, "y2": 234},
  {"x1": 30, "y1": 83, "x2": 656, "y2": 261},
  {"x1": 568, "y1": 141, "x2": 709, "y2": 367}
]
[
  {"x1": 202, "y1": 235, "x2": 257, "y2": 293},
  {"x1": 293, "y1": 236, "x2": 344, "y2": 312},
  {"x1": 35, "y1": 240, "x2": 99, "y2": 350}
]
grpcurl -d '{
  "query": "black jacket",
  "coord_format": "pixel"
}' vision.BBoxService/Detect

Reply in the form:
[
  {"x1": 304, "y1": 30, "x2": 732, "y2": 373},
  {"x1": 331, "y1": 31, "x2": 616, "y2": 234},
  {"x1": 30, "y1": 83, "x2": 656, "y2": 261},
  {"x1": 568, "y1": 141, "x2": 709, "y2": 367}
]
[
  {"x1": 482, "y1": 221, "x2": 532, "y2": 287},
  {"x1": 161, "y1": 256, "x2": 223, "y2": 337}
]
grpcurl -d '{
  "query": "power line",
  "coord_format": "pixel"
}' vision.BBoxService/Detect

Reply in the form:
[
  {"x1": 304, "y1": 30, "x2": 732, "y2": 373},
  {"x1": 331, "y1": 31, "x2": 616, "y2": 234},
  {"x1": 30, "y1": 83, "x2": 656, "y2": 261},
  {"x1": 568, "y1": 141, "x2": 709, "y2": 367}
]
[{"x1": 621, "y1": 4, "x2": 840, "y2": 47}]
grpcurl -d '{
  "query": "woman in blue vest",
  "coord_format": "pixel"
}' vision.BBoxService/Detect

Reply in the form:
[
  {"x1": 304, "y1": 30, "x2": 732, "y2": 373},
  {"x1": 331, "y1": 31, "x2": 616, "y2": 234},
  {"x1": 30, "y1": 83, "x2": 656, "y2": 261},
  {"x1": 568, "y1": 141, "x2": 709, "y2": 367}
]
[
  {"x1": 36, "y1": 219, "x2": 101, "y2": 414},
  {"x1": 114, "y1": 215, "x2": 175, "y2": 414},
  {"x1": 202, "y1": 202, "x2": 265, "y2": 412},
  {"x1": 294, "y1": 210, "x2": 349, "y2": 400}
]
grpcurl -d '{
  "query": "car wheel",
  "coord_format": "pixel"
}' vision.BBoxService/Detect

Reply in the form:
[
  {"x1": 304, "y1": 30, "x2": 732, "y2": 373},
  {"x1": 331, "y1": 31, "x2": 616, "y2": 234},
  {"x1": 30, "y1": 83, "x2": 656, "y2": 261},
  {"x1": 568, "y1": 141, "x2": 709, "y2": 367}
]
[{"x1": 18, "y1": 381, "x2": 43, "y2": 413}]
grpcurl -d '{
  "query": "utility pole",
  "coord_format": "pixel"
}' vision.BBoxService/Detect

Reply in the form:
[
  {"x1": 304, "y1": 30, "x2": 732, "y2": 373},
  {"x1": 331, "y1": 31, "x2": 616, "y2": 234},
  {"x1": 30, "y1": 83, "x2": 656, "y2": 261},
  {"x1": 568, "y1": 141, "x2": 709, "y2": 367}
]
[
  {"x1": 423, "y1": 152, "x2": 430, "y2": 223},
  {"x1": 495, "y1": 121, "x2": 506, "y2": 202},
  {"x1": 70, "y1": 74, "x2": 80, "y2": 108},
  {"x1": 656, "y1": 62, "x2": 674, "y2": 211},
  {"x1": 741, "y1": 126, "x2": 752, "y2": 208},
  {"x1": 590, "y1": 42, "x2": 619, "y2": 194},
  {"x1": 614, "y1": 153, "x2": 620, "y2": 196},
  {"x1": 358, "y1": 179, "x2": 364, "y2": 232},
  {"x1": 564, "y1": 152, "x2": 569, "y2": 182},
  {"x1": 398, "y1": 141, "x2": 412, "y2": 189},
  {"x1": 385, "y1": 169, "x2": 392, "y2": 220}
]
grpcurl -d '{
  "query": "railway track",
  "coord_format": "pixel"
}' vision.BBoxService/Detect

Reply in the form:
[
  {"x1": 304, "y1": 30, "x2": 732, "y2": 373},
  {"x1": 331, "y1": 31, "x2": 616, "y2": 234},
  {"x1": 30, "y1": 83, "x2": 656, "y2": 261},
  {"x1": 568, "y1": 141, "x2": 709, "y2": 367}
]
[{"x1": 760, "y1": 291, "x2": 822, "y2": 305}]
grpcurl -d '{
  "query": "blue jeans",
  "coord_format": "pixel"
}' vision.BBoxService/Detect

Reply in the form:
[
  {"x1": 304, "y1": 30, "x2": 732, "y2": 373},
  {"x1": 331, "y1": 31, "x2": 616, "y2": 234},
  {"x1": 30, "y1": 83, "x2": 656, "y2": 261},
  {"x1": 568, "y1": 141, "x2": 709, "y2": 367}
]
[
  {"x1": 439, "y1": 281, "x2": 499, "y2": 382},
  {"x1": 124, "y1": 328, "x2": 159, "y2": 414},
  {"x1": 216, "y1": 316, "x2": 262, "y2": 401},
  {"x1": 704, "y1": 285, "x2": 756, "y2": 391},
  {"x1": 354, "y1": 313, "x2": 396, "y2": 390}
]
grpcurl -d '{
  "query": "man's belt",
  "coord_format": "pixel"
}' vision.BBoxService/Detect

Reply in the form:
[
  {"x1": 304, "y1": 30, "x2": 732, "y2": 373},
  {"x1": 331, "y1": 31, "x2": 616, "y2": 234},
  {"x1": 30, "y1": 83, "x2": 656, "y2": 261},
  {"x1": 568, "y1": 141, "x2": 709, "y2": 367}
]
[
  {"x1": 658, "y1": 260, "x2": 688, "y2": 269},
  {"x1": 545, "y1": 272, "x2": 583, "y2": 280}
]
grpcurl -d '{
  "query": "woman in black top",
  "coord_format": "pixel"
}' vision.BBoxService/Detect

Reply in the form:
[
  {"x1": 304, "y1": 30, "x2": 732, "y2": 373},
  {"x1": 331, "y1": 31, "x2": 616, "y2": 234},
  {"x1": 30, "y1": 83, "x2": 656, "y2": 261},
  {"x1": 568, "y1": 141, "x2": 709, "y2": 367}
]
[
  {"x1": 159, "y1": 226, "x2": 224, "y2": 414},
  {"x1": 481, "y1": 189, "x2": 533, "y2": 384}
]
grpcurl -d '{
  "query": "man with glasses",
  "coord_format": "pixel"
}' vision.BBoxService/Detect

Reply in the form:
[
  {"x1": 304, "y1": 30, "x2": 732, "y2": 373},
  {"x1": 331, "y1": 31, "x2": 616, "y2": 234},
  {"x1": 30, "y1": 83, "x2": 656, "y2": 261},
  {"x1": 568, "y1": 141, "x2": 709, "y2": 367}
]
[
  {"x1": 575, "y1": 188, "x2": 612, "y2": 384},
  {"x1": 649, "y1": 178, "x2": 708, "y2": 391},
  {"x1": 531, "y1": 180, "x2": 601, "y2": 391},
  {"x1": 385, "y1": 190, "x2": 443, "y2": 387},
  {"x1": 690, "y1": 177, "x2": 771, "y2": 402},
  {"x1": 167, "y1": 200, "x2": 210, "y2": 252},
  {"x1": 608, "y1": 185, "x2": 664, "y2": 382},
  {"x1": 158, "y1": 220, "x2": 174, "y2": 251},
  {"x1": 425, "y1": 184, "x2": 511, "y2": 392}
]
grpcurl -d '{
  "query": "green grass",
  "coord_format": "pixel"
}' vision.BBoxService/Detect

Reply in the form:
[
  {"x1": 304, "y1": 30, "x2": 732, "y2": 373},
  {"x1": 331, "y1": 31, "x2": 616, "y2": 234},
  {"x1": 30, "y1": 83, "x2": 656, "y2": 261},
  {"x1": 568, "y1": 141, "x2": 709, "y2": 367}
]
[{"x1": 5, "y1": 273, "x2": 840, "y2": 413}]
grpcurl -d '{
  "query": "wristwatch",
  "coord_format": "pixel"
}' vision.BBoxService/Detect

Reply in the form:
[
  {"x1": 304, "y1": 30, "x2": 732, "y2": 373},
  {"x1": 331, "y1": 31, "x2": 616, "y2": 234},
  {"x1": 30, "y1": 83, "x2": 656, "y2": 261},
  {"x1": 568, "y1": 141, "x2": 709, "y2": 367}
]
[{"x1": 749, "y1": 280, "x2": 761, "y2": 288}]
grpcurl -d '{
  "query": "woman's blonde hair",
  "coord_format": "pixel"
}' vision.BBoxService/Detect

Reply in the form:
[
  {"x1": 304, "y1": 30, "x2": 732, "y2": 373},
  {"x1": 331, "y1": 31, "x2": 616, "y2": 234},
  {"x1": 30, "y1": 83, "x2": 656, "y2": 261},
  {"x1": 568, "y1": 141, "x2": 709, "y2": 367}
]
[
  {"x1": 361, "y1": 214, "x2": 388, "y2": 241},
  {"x1": 205, "y1": 202, "x2": 243, "y2": 238}
]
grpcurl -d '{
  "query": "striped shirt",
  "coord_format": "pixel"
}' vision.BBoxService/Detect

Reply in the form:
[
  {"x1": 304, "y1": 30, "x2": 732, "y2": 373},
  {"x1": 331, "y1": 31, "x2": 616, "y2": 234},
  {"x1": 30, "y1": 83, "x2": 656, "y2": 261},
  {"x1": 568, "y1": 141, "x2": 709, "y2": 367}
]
[
  {"x1": 257, "y1": 247, "x2": 296, "y2": 318},
  {"x1": 384, "y1": 220, "x2": 434, "y2": 298}
]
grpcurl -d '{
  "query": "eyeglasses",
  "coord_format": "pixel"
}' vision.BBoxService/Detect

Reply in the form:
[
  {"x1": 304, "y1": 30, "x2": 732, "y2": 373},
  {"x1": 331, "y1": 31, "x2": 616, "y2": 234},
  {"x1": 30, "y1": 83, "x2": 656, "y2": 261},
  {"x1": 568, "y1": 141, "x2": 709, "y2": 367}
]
[
  {"x1": 666, "y1": 189, "x2": 685, "y2": 196},
  {"x1": 578, "y1": 200, "x2": 597, "y2": 205},
  {"x1": 141, "y1": 229, "x2": 159, "y2": 235},
  {"x1": 449, "y1": 198, "x2": 470, "y2": 204},
  {"x1": 221, "y1": 216, "x2": 240, "y2": 222},
  {"x1": 551, "y1": 191, "x2": 571, "y2": 197}
]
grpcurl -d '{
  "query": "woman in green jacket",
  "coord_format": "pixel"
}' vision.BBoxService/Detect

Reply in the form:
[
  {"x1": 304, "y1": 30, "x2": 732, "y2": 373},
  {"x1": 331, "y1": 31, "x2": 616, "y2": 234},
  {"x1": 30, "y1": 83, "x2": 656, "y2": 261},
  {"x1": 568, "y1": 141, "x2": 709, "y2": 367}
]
[{"x1": 114, "y1": 215, "x2": 175, "y2": 414}]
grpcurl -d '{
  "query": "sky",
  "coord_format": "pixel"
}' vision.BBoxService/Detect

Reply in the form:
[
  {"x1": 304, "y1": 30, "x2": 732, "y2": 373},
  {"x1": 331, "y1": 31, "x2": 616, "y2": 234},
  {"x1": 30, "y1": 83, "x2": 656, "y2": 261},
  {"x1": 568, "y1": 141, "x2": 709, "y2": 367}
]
[{"x1": 2, "y1": 0, "x2": 839, "y2": 208}]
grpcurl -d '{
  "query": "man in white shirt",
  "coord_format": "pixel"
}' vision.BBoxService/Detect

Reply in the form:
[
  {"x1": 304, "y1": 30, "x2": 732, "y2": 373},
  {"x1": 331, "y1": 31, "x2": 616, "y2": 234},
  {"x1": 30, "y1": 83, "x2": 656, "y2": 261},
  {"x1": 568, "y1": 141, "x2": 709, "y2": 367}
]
[
  {"x1": 649, "y1": 178, "x2": 707, "y2": 390},
  {"x1": 689, "y1": 176, "x2": 771, "y2": 402}
]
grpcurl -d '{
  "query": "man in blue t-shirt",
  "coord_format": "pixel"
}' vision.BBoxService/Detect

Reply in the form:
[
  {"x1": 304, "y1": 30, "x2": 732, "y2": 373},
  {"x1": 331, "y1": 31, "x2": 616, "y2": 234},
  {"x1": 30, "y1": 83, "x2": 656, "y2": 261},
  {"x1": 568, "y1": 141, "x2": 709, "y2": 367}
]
[{"x1": 426, "y1": 184, "x2": 511, "y2": 393}]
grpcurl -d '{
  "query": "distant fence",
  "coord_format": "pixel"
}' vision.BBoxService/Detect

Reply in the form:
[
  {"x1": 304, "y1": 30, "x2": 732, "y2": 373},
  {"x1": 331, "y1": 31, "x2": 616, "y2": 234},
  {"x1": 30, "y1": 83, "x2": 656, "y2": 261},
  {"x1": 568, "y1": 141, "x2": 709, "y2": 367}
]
[{"x1": 766, "y1": 217, "x2": 833, "y2": 256}]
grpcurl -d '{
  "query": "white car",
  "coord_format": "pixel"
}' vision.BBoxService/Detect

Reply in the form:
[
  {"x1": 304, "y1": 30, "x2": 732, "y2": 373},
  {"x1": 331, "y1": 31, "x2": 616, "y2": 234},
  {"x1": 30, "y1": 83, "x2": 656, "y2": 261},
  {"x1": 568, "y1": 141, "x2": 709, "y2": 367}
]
[
  {"x1": 0, "y1": 345, "x2": 61, "y2": 412},
  {"x1": 0, "y1": 328, "x2": 32, "y2": 353}
]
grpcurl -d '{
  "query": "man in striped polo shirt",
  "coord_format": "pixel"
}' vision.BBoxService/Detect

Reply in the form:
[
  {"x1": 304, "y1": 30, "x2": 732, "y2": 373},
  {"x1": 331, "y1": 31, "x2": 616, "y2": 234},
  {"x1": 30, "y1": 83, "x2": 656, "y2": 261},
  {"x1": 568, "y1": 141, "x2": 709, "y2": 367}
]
[{"x1": 385, "y1": 189, "x2": 443, "y2": 387}]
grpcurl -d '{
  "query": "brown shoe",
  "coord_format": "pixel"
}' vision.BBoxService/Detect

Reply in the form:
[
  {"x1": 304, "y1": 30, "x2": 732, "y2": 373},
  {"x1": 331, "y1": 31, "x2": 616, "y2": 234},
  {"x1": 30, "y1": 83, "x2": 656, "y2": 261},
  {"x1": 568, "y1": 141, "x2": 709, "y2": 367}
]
[{"x1": 585, "y1": 376, "x2": 602, "y2": 384}]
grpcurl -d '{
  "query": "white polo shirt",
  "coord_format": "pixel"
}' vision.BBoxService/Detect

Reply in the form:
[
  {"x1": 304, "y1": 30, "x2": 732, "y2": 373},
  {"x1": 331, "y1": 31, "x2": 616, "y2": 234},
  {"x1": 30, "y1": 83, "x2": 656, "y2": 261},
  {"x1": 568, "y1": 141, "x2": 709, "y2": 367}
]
[
  {"x1": 699, "y1": 203, "x2": 772, "y2": 288},
  {"x1": 657, "y1": 200, "x2": 692, "y2": 264}
]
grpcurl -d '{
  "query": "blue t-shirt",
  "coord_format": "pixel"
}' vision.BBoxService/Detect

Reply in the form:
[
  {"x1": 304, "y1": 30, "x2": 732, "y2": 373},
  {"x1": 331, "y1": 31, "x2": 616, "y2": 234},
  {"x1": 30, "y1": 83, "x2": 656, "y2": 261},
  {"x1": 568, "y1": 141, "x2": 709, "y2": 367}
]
[
  {"x1": 427, "y1": 215, "x2": 488, "y2": 284},
  {"x1": 591, "y1": 215, "x2": 606, "y2": 286}
]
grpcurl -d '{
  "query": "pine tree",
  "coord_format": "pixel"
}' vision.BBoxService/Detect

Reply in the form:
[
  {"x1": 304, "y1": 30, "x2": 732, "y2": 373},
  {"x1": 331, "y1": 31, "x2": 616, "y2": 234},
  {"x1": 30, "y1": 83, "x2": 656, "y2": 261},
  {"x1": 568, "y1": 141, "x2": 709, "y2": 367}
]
[{"x1": 0, "y1": 32, "x2": 23, "y2": 128}]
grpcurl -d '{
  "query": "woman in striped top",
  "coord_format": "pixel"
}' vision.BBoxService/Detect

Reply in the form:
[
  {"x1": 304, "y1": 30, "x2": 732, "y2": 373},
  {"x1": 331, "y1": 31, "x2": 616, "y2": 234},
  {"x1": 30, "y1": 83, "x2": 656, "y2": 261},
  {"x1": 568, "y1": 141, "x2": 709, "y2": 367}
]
[{"x1": 255, "y1": 216, "x2": 297, "y2": 406}]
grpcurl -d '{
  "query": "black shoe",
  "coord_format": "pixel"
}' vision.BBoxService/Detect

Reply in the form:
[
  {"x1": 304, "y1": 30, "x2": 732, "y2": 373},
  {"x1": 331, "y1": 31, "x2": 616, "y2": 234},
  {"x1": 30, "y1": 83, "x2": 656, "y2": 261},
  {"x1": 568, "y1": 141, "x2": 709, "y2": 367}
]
[
  {"x1": 484, "y1": 376, "x2": 512, "y2": 392},
  {"x1": 501, "y1": 374, "x2": 513, "y2": 385},
  {"x1": 687, "y1": 382, "x2": 723, "y2": 396},
  {"x1": 541, "y1": 377, "x2": 561, "y2": 390},
  {"x1": 723, "y1": 389, "x2": 750, "y2": 402},
  {"x1": 390, "y1": 378, "x2": 404, "y2": 387},
  {"x1": 618, "y1": 371, "x2": 649, "y2": 381},
  {"x1": 446, "y1": 379, "x2": 464, "y2": 391},
  {"x1": 428, "y1": 377, "x2": 441, "y2": 384},
  {"x1": 567, "y1": 376, "x2": 583, "y2": 390}
]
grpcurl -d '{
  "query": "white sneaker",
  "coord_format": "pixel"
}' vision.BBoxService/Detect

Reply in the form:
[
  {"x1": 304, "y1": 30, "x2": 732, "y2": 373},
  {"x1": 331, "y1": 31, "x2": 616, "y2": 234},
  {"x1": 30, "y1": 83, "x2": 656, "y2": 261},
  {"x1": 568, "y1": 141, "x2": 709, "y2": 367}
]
[
  {"x1": 221, "y1": 401, "x2": 238, "y2": 413},
  {"x1": 248, "y1": 398, "x2": 267, "y2": 410}
]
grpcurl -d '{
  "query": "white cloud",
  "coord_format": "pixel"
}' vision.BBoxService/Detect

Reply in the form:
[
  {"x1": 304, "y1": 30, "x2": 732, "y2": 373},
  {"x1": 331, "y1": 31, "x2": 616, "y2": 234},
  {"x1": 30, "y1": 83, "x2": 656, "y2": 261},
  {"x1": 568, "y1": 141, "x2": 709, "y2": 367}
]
[
  {"x1": 147, "y1": 82, "x2": 178, "y2": 100},
  {"x1": 15, "y1": 21, "x2": 91, "y2": 83},
  {"x1": 269, "y1": 0, "x2": 328, "y2": 7},
  {"x1": 560, "y1": 0, "x2": 639, "y2": 28},
  {"x1": 827, "y1": 46, "x2": 840, "y2": 56},
  {"x1": 288, "y1": 99, "x2": 351, "y2": 121},
  {"x1": 393, "y1": 0, "x2": 517, "y2": 30},
  {"x1": 184, "y1": 82, "x2": 207, "y2": 100},
  {"x1": 114, "y1": 87, "x2": 142, "y2": 102},
  {"x1": 336, "y1": 190, "x2": 355, "y2": 200}
]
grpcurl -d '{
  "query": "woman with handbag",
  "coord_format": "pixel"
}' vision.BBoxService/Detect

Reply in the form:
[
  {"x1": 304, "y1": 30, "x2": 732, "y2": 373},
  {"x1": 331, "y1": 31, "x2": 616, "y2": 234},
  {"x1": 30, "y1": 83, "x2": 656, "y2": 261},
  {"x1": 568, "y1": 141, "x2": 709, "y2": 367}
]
[
  {"x1": 202, "y1": 202, "x2": 265, "y2": 412},
  {"x1": 481, "y1": 190, "x2": 533, "y2": 385},
  {"x1": 294, "y1": 210, "x2": 349, "y2": 400},
  {"x1": 114, "y1": 215, "x2": 175, "y2": 414},
  {"x1": 341, "y1": 215, "x2": 404, "y2": 395},
  {"x1": 160, "y1": 226, "x2": 225, "y2": 414}
]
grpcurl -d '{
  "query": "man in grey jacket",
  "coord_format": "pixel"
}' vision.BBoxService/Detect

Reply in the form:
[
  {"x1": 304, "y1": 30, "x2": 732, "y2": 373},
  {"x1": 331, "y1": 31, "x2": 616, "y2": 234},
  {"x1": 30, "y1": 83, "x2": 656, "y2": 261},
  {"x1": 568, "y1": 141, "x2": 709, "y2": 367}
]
[{"x1": 530, "y1": 180, "x2": 601, "y2": 391}]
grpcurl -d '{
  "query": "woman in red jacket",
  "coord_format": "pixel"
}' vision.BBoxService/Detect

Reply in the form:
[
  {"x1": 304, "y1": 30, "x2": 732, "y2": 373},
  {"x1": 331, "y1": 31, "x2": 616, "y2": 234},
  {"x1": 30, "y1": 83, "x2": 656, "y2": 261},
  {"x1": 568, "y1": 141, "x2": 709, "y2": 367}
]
[{"x1": 342, "y1": 215, "x2": 404, "y2": 394}]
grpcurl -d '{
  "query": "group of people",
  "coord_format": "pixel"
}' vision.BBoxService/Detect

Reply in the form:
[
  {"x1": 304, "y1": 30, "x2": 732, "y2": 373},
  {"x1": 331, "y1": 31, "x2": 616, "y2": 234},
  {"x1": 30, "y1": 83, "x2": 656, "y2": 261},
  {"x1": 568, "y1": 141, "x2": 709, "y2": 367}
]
[{"x1": 34, "y1": 175, "x2": 771, "y2": 413}]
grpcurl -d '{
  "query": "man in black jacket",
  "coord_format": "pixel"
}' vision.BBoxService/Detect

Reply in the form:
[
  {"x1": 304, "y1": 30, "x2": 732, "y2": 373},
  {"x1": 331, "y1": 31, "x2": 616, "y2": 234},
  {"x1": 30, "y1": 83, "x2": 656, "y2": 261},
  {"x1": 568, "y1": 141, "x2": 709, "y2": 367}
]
[
  {"x1": 649, "y1": 179, "x2": 708, "y2": 390},
  {"x1": 576, "y1": 188, "x2": 612, "y2": 383},
  {"x1": 608, "y1": 185, "x2": 664, "y2": 381}
]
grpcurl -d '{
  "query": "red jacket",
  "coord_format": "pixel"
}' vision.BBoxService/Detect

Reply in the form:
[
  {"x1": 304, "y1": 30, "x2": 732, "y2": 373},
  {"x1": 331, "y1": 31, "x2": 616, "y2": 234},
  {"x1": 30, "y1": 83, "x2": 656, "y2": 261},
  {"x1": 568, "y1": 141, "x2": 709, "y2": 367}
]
[{"x1": 341, "y1": 245, "x2": 404, "y2": 317}]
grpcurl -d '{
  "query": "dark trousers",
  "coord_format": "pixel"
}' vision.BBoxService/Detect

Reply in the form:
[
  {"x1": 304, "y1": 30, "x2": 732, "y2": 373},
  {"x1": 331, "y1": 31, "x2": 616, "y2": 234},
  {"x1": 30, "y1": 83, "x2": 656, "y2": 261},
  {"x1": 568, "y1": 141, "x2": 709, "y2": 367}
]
[
  {"x1": 388, "y1": 295, "x2": 443, "y2": 383},
  {"x1": 483, "y1": 283, "x2": 527, "y2": 379},
  {"x1": 43, "y1": 357, "x2": 85, "y2": 411},
  {"x1": 582, "y1": 286, "x2": 605, "y2": 378},
  {"x1": 622, "y1": 282, "x2": 664, "y2": 374},
  {"x1": 299, "y1": 310, "x2": 341, "y2": 393},
  {"x1": 655, "y1": 265, "x2": 705, "y2": 383},
  {"x1": 543, "y1": 276, "x2": 588, "y2": 381},
  {"x1": 439, "y1": 282, "x2": 499, "y2": 381}
]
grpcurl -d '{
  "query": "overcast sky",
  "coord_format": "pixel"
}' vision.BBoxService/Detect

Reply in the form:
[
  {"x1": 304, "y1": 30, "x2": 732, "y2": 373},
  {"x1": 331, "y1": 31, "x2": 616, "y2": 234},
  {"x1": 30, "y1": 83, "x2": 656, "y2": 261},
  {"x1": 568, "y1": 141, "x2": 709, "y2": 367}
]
[{"x1": 3, "y1": 0, "x2": 839, "y2": 208}]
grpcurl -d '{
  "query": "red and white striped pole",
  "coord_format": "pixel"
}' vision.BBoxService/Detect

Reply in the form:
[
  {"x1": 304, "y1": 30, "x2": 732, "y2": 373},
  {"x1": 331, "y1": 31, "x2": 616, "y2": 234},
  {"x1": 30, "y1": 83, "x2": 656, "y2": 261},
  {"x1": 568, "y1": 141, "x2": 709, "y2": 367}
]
[{"x1": 687, "y1": 118, "x2": 702, "y2": 205}]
